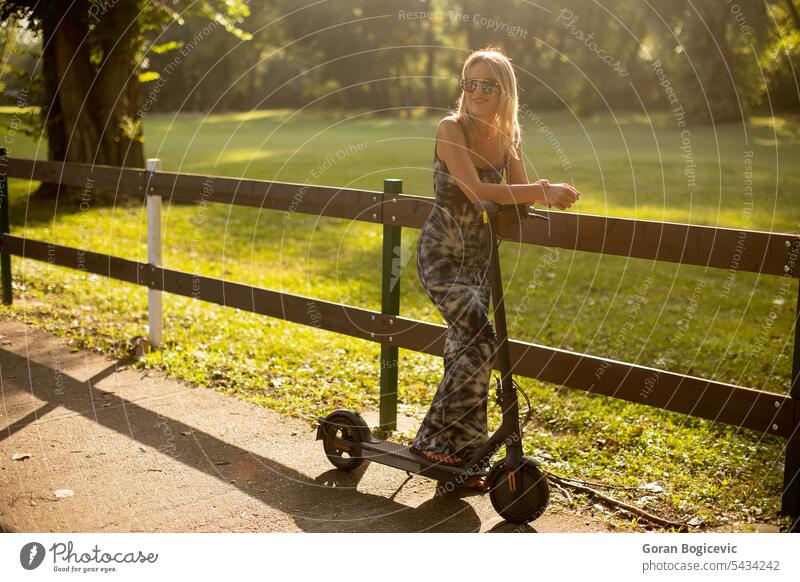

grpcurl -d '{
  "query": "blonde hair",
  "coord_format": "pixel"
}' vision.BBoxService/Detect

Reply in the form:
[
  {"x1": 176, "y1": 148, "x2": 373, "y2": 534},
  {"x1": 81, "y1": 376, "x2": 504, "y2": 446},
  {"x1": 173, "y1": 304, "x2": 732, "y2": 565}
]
[{"x1": 448, "y1": 46, "x2": 521, "y2": 162}]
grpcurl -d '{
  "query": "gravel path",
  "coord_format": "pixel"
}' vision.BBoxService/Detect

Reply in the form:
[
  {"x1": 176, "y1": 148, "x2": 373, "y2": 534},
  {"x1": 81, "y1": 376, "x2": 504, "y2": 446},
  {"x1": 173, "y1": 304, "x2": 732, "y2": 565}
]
[{"x1": 0, "y1": 317, "x2": 617, "y2": 533}]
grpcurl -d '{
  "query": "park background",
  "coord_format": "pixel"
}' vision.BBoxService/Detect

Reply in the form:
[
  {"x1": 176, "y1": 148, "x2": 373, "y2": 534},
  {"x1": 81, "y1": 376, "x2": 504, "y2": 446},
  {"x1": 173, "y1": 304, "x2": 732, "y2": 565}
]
[{"x1": 1, "y1": 0, "x2": 799, "y2": 530}]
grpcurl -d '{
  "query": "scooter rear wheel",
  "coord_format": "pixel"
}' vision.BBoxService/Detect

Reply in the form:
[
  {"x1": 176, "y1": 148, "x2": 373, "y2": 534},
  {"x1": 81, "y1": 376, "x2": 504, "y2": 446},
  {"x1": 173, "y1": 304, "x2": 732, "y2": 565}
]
[
  {"x1": 488, "y1": 458, "x2": 549, "y2": 524},
  {"x1": 321, "y1": 415, "x2": 365, "y2": 471}
]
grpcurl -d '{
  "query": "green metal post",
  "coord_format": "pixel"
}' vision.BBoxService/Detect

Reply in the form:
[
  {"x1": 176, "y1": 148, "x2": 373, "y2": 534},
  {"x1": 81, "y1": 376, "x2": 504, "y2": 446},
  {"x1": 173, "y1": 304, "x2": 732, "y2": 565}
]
[
  {"x1": 0, "y1": 147, "x2": 11, "y2": 305},
  {"x1": 380, "y1": 178, "x2": 402, "y2": 431},
  {"x1": 781, "y1": 273, "x2": 800, "y2": 532}
]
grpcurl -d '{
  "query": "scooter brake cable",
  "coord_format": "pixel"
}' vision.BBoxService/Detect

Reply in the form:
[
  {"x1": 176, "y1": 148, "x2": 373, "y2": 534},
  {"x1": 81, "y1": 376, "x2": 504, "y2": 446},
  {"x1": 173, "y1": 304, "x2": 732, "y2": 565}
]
[
  {"x1": 494, "y1": 374, "x2": 534, "y2": 430},
  {"x1": 513, "y1": 377, "x2": 534, "y2": 430}
]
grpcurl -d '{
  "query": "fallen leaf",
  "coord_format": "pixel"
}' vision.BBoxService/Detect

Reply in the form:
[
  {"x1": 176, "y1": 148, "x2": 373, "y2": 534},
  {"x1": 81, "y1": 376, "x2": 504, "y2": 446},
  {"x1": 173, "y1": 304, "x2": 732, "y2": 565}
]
[
  {"x1": 54, "y1": 489, "x2": 74, "y2": 499},
  {"x1": 12, "y1": 453, "x2": 31, "y2": 461}
]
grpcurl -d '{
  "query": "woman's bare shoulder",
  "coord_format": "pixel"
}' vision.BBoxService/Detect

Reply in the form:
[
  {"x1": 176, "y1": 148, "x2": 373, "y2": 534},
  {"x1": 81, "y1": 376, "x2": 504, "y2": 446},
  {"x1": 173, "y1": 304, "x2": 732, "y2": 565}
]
[
  {"x1": 436, "y1": 116, "x2": 467, "y2": 150},
  {"x1": 437, "y1": 114, "x2": 462, "y2": 132}
]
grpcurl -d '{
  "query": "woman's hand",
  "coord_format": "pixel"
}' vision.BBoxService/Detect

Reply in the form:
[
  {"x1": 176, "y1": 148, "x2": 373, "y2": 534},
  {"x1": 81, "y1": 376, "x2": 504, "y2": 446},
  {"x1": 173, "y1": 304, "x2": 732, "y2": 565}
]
[{"x1": 540, "y1": 181, "x2": 580, "y2": 210}]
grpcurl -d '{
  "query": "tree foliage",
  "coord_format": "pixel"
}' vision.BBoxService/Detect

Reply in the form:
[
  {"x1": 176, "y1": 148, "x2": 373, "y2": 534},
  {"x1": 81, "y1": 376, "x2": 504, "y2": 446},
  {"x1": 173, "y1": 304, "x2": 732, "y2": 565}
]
[{"x1": 0, "y1": 0, "x2": 797, "y2": 190}]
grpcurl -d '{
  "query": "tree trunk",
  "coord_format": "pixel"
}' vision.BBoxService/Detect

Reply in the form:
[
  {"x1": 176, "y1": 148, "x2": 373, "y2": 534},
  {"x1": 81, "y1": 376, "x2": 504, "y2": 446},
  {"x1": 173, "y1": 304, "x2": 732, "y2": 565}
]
[
  {"x1": 36, "y1": 15, "x2": 66, "y2": 203},
  {"x1": 93, "y1": 0, "x2": 144, "y2": 168},
  {"x1": 49, "y1": 1, "x2": 102, "y2": 164},
  {"x1": 396, "y1": 64, "x2": 411, "y2": 118},
  {"x1": 425, "y1": 33, "x2": 435, "y2": 112},
  {"x1": 32, "y1": 0, "x2": 144, "y2": 202},
  {"x1": 33, "y1": 1, "x2": 96, "y2": 201}
]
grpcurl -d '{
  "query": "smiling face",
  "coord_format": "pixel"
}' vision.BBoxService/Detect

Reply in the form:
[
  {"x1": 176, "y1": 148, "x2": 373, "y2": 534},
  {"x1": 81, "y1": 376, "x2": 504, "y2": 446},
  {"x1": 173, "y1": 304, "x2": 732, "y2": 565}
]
[{"x1": 464, "y1": 61, "x2": 502, "y2": 124}]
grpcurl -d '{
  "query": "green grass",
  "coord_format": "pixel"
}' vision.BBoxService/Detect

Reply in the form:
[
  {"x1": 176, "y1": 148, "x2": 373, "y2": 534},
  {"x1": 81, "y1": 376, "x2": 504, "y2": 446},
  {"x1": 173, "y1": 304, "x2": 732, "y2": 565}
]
[{"x1": 0, "y1": 108, "x2": 797, "y2": 531}]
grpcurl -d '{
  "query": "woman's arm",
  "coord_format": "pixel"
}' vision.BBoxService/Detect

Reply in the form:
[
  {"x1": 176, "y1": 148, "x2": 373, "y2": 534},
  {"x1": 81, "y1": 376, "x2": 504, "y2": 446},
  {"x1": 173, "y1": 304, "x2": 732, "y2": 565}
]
[
  {"x1": 502, "y1": 133, "x2": 581, "y2": 210},
  {"x1": 505, "y1": 138, "x2": 550, "y2": 206},
  {"x1": 436, "y1": 119, "x2": 545, "y2": 206}
]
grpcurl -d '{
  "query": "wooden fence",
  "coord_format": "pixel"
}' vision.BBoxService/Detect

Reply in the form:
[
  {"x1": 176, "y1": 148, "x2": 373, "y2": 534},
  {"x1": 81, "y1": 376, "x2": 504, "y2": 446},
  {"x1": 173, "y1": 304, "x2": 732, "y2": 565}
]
[{"x1": 1, "y1": 150, "x2": 798, "y2": 531}]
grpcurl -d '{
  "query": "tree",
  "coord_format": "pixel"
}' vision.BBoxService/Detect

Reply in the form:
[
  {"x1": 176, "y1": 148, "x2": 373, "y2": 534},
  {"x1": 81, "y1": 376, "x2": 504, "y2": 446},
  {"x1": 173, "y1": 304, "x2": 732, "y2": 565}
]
[
  {"x1": 645, "y1": 0, "x2": 771, "y2": 124},
  {"x1": 0, "y1": 0, "x2": 250, "y2": 200}
]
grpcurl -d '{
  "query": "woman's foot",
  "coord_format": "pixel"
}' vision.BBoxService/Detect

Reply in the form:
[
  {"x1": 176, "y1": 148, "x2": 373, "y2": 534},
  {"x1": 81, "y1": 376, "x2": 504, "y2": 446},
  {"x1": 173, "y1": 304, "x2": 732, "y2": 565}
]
[{"x1": 412, "y1": 447, "x2": 464, "y2": 465}]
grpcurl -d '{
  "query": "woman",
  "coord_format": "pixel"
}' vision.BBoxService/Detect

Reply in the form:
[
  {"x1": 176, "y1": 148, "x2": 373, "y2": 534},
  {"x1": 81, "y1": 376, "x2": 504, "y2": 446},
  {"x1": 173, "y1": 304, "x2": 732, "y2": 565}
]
[{"x1": 410, "y1": 47, "x2": 580, "y2": 490}]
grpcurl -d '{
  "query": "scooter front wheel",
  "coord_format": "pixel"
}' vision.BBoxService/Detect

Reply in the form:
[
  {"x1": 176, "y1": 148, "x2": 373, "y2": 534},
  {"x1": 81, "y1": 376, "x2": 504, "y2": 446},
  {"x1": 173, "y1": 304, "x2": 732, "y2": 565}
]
[
  {"x1": 320, "y1": 412, "x2": 366, "y2": 471},
  {"x1": 488, "y1": 458, "x2": 550, "y2": 524}
]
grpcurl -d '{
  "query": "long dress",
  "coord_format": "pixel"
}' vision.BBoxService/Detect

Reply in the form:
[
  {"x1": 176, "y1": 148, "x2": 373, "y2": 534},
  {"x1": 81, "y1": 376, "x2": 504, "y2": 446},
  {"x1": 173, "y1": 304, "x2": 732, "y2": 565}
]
[{"x1": 411, "y1": 140, "x2": 506, "y2": 462}]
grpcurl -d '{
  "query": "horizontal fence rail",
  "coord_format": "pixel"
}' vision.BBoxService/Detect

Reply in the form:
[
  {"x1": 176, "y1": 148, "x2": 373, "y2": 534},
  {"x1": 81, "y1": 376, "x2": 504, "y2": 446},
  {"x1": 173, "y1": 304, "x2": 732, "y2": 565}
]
[
  {"x1": 6, "y1": 157, "x2": 145, "y2": 197},
  {"x1": 1, "y1": 232, "x2": 793, "y2": 439},
  {"x1": 388, "y1": 194, "x2": 800, "y2": 279},
  {"x1": 5, "y1": 157, "x2": 799, "y2": 277},
  {"x1": 0, "y1": 235, "x2": 381, "y2": 342},
  {"x1": 1, "y1": 155, "x2": 799, "y2": 530}
]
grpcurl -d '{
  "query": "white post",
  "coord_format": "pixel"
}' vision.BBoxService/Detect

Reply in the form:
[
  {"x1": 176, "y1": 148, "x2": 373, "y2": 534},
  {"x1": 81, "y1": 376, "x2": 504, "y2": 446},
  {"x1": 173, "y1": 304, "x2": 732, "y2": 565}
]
[{"x1": 146, "y1": 158, "x2": 162, "y2": 349}]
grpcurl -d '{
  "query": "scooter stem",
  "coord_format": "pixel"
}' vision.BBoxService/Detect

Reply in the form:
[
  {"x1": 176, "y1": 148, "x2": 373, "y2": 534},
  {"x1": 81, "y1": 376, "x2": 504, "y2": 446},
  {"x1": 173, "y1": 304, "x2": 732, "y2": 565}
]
[
  {"x1": 475, "y1": 201, "x2": 522, "y2": 461},
  {"x1": 476, "y1": 201, "x2": 512, "y2": 374}
]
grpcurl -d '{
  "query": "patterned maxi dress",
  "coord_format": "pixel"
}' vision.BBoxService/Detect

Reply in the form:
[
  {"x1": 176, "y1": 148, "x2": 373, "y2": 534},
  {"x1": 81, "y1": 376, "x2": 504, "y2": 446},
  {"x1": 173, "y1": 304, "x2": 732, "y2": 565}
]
[{"x1": 411, "y1": 141, "x2": 506, "y2": 462}]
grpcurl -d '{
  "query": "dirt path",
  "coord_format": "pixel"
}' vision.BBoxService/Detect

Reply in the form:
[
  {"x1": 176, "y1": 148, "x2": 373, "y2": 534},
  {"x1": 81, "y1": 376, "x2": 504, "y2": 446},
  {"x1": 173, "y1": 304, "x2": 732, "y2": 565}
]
[{"x1": 0, "y1": 317, "x2": 624, "y2": 533}]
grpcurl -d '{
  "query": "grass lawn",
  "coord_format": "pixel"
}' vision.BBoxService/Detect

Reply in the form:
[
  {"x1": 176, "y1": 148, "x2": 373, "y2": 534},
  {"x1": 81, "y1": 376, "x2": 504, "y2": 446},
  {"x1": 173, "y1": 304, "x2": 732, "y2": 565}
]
[{"x1": 1, "y1": 107, "x2": 798, "y2": 531}]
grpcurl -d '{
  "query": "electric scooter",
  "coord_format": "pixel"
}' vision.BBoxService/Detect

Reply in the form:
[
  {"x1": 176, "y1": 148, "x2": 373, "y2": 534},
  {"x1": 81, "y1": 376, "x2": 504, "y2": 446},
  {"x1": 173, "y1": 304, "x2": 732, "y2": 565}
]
[{"x1": 316, "y1": 200, "x2": 550, "y2": 524}]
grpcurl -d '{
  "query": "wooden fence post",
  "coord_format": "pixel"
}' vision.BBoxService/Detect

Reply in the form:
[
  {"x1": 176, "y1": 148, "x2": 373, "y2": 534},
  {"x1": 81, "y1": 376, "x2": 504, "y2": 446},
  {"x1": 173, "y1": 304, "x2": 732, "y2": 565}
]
[
  {"x1": 0, "y1": 148, "x2": 11, "y2": 305},
  {"x1": 380, "y1": 178, "x2": 402, "y2": 431},
  {"x1": 146, "y1": 158, "x2": 162, "y2": 348}
]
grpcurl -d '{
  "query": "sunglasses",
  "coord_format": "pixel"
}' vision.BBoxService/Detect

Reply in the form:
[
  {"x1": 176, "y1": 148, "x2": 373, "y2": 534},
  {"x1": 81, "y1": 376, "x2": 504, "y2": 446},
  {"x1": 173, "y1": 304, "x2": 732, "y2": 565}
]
[{"x1": 460, "y1": 78, "x2": 501, "y2": 95}]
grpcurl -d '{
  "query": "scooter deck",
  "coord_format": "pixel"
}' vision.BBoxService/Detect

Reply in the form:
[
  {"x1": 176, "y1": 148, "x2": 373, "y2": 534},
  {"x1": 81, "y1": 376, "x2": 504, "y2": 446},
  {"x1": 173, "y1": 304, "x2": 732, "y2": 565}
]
[{"x1": 360, "y1": 438, "x2": 489, "y2": 483}]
